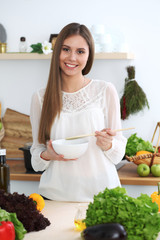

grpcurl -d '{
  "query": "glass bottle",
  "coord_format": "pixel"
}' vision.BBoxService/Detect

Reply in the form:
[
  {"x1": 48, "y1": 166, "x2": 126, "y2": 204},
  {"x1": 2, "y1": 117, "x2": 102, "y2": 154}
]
[
  {"x1": 0, "y1": 149, "x2": 10, "y2": 193},
  {"x1": 19, "y1": 37, "x2": 27, "y2": 52},
  {"x1": 74, "y1": 204, "x2": 87, "y2": 231}
]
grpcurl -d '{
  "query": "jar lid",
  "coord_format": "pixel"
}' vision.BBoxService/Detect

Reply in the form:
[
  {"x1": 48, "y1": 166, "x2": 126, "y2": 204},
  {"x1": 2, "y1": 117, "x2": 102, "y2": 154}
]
[
  {"x1": 20, "y1": 37, "x2": 26, "y2": 41},
  {"x1": 0, "y1": 149, "x2": 6, "y2": 155}
]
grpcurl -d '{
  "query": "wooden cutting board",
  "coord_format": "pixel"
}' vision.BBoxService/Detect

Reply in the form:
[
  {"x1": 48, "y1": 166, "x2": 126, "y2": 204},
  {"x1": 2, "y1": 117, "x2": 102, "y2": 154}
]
[{"x1": 0, "y1": 108, "x2": 33, "y2": 159}]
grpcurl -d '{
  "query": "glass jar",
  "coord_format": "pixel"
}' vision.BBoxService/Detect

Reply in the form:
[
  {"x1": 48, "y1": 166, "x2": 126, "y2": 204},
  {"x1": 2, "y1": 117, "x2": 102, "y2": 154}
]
[
  {"x1": 0, "y1": 43, "x2": 7, "y2": 53},
  {"x1": 74, "y1": 204, "x2": 88, "y2": 231},
  {"x1": 19, "y1": 37, "x2": 27, "y2": 52}
]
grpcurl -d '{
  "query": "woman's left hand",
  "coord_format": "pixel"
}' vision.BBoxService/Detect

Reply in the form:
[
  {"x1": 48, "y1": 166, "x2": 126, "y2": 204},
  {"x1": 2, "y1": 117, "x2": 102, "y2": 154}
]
[{"x1": 95, "y1": 128, "x2": 116, "y2": 151}]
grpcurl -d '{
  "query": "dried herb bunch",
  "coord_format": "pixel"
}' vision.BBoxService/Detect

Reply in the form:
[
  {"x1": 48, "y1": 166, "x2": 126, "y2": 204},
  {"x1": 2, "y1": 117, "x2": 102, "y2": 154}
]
[
  {"x1": 0, "y1": 190, "x2": 50, "y2": 232},
  {"x1": 120, "y1": 66, "x2": 149, "y2": 120}
]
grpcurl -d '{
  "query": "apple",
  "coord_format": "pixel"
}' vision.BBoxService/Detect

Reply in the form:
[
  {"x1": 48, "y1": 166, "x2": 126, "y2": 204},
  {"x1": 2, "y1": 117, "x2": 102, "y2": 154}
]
[
  {"x1": 151, "y1": 164, "x2": 160, "y2": 177},
  {"x1": 137, "y1": 163, "x2": 150, "y2": 177}
]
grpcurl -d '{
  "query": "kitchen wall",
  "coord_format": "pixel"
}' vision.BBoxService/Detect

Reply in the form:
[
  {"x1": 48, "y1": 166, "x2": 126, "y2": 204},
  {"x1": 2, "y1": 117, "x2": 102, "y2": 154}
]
[{"x1": 0, "y1": 0, "x2": 160, "y2": 143}]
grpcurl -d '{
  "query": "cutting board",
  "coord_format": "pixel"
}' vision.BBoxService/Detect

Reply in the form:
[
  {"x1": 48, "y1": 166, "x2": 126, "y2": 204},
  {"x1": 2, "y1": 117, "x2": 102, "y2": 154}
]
[{"x1": 1, "y1": 108, "x2": 33, "y2": 159}]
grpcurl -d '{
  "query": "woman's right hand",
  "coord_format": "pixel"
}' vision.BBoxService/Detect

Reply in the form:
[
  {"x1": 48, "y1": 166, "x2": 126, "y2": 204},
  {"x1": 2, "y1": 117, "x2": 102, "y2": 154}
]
[{"x1": 40, "y1": 140, "x2": 77, "y2": 161}]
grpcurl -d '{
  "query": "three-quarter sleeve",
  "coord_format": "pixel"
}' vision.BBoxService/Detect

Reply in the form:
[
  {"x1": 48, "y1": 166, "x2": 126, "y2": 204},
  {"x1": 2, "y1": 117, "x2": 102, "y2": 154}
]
[
  {"x1": 103, "y1": 82, "x2": 127, "y2": 164},
  {"x1": 30, "y1": 90, "x2": 50, "y2": 171}
]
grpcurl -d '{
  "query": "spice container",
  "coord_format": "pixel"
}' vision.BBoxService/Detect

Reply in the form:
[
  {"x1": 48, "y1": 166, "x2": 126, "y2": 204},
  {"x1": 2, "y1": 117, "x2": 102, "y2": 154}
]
[
  {"x1": 19, "y1": 37, "x2": 27, "y2": 52},
  {"x1": 0, "y1": 43, "x2": 7, "y2": 53},
  {"x1": 0, "y1": 149, "x2": 10, "y2": 193}
]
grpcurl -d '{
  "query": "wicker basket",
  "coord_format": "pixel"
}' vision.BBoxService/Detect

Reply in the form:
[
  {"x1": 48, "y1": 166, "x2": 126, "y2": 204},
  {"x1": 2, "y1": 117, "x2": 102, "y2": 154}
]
[{"x1": 126, "y1": 122, "x2": 160, "y2": 167}]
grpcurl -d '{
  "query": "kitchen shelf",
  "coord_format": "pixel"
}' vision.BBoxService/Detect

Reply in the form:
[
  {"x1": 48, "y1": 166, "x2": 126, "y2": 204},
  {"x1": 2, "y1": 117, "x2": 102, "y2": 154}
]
[
  {"x1": 9, "y1": 159, "x2": 159, "y2": 186},
  {"x1": 0, "y1": 52, "x2": 134, "y2": 60}
]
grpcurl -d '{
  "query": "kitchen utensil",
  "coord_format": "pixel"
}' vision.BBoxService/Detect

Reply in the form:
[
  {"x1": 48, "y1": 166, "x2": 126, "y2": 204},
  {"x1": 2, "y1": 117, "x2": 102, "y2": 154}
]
[
  {"x1": 66, "y1": 127, "x2": 135, "y2": 140},
  {"x1": 1, "y1": 108, "x2": 32, "y2": 159},
  {"x1": 19, "y1": 143, "x2": 43, "y2": 174},
  {"x1": 52, "y1": 138, "x2": 89, "y2": 159},
  {"x1": 0, "y1": 102, "x2": 5, "y2": 142}
]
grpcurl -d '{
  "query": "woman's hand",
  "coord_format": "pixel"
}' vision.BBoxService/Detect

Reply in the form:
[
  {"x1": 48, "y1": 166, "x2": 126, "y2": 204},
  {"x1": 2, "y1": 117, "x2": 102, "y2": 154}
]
[
  {"x1": 40, "y1": 140, "x2": 77, "y2": 161},
  {"x1": 95, "y1": 128, "x2": 116, "y2": 151}
]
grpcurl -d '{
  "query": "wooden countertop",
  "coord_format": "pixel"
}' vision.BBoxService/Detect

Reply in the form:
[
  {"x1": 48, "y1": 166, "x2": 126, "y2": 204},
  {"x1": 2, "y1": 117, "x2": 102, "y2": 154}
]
[
  {"x1": 24, "y1": 201, "x2": 85, "y2": 240},
  {"x1": 24, "y1": 200, "x2": 160, "y2": 240},
  {"x1": 118, "y1": 162, "x2": 160, "y2": 186},
  {"x1": 8, "y1": 159, "x2": 160, "y2": 186}
]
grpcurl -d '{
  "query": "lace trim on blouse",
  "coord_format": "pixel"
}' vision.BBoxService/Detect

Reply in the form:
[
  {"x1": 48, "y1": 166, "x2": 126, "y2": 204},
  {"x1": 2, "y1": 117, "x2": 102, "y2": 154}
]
[
  {"x1": 62, "y1": 80, "x2": 106, "y2": 113},
  {"x1": 37, "y1": 80, "x2": 108, "y2": 113}
]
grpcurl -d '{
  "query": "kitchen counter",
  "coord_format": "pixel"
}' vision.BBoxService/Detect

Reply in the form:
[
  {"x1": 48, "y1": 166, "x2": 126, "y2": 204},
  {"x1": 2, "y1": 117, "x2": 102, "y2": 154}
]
[
  {"x1": 24, "y1": 200, "x2": 160, "y2": 240},
  {"x1": 118, "y1": 162, "x2": 160, "y2": 186},
  {"x1": 8, "y1": 159, "x2": 160, "y2": 186},
  {"x1": 24, "y1": 201, "x2": 84, "y2": 240}
]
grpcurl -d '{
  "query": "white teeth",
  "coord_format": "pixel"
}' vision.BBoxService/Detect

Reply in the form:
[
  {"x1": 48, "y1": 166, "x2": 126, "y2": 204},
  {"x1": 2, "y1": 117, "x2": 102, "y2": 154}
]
[{"x1": 66, "y1": 63, "x2": 76, "y2": 68}]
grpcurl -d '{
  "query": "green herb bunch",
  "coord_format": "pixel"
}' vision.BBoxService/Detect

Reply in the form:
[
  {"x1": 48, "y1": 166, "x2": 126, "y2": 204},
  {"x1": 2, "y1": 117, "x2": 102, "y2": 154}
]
[
  {"x1": 120, "y1": 66, "x2": 149, "y2": 120},
  {"x1": 84, "y1": 187, "x2": 160, "y2": 240}
]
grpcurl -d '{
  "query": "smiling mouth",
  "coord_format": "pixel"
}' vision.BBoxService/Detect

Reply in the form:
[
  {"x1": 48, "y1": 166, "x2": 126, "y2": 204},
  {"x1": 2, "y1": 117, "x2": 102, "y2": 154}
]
[{"x1": 65, "y1": 63, "x2": 78, "y2": 68}]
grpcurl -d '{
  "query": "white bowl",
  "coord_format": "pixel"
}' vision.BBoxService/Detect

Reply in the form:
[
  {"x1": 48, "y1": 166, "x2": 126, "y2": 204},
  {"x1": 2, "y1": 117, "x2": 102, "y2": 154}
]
[{"x1": 52, "y1": 138, "x2": 89, "y2": 159}]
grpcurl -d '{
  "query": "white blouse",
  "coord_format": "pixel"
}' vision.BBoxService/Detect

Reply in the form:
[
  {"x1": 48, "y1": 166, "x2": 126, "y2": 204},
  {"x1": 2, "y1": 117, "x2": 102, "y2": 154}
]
[{"x1": 30, "y1": 79, "x2": 127, "y2": 202}]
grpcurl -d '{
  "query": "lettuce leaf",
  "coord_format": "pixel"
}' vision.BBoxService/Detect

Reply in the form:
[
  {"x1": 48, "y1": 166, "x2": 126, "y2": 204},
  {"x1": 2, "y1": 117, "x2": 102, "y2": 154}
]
[
  {"x1": 0, "y1": 208, "x2": 26, "y2": 240},
  {"x1": 85, "y1": 187, "x2": 160, "y2": 240},
  {"x1": 125, "y1": 133, "x2": 155, "y2": 156}
]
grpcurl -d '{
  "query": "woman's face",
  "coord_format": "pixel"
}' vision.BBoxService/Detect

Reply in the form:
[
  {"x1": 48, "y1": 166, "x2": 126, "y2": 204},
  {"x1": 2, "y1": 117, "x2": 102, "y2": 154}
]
[{"x1": 59, "y1": 34, "x2": 89, "y2": 78}]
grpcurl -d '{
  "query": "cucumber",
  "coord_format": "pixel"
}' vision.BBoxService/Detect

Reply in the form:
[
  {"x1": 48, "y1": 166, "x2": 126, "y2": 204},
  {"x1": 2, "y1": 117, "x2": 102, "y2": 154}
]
[{"x1": 81, "y1": 223, "x2": 127, "y2": 240}]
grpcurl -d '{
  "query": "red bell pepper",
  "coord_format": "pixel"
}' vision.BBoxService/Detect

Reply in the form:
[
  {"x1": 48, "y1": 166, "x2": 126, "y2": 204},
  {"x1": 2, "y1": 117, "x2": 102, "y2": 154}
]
[{"x1": 0, "y1": 221, "x2": 15, "y2": 240}]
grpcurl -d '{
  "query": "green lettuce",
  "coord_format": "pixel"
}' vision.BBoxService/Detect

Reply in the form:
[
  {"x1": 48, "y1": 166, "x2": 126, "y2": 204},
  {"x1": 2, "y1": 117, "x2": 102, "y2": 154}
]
[
  {"x1": 84, "y1": 187, "x2": 160, "y2": 240},
  {"x1": 125, "y1": 133, "x2": 155, "y2": 156}
]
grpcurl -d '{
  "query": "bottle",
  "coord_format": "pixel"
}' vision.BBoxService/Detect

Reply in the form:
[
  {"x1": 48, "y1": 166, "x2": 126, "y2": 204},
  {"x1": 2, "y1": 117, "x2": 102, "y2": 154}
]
[
  {"x1": 0, "y1": 149, "x2": 10, "y2": 193},
  {"x1": 19, "y1": 37, "x2": 27, "y2": 52}
]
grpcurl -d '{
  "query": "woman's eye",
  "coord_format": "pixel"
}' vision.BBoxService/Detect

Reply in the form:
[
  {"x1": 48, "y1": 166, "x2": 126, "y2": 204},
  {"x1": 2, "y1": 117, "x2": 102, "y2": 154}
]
[
  {"x1": 77, "y1": 50, "x2": 85, "y2": 54},
  {"x1": 62, "y1": 47, "x2": 70, "y2": 52}
]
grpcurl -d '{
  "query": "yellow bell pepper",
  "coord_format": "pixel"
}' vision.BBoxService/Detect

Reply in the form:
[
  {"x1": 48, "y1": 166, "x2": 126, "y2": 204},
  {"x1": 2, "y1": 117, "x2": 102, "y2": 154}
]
[
  {"x1": 29, "y1": 193, "x2": 45, "y2": 211},
  {"x1": 151, "y1": 182, "x2": 160, "y2": 212}
]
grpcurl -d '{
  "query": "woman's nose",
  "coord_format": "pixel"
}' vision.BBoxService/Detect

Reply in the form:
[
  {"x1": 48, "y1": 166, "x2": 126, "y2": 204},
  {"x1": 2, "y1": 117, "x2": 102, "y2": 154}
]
[{"x1": 69, "y1": 51, "x2": 76, "y2": 61}]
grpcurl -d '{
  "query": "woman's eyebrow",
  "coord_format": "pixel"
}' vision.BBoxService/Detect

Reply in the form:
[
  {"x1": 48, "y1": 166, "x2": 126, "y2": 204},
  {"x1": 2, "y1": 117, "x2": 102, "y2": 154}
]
[
  {"x1": 62, "y1": 44, "x2": 70, "y2": 48},
  {"x1": 62, "y1": 45, "x2": 86, "y2": 50},
  {"x1": 77, "y1": 47, "x2": 86, "y2": 50}
]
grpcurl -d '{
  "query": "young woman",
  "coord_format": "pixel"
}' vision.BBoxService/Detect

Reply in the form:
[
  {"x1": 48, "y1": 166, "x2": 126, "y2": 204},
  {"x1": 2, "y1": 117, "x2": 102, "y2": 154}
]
[{"x1": 30, "y1": 22, "x2": 127, "y2": 202}]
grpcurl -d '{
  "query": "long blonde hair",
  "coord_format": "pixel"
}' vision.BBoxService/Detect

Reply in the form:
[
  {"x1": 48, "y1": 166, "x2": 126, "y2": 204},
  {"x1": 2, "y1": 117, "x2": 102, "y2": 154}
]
[{"x1": 38, "y1": 23, "x2": 95, "y2": 144}]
